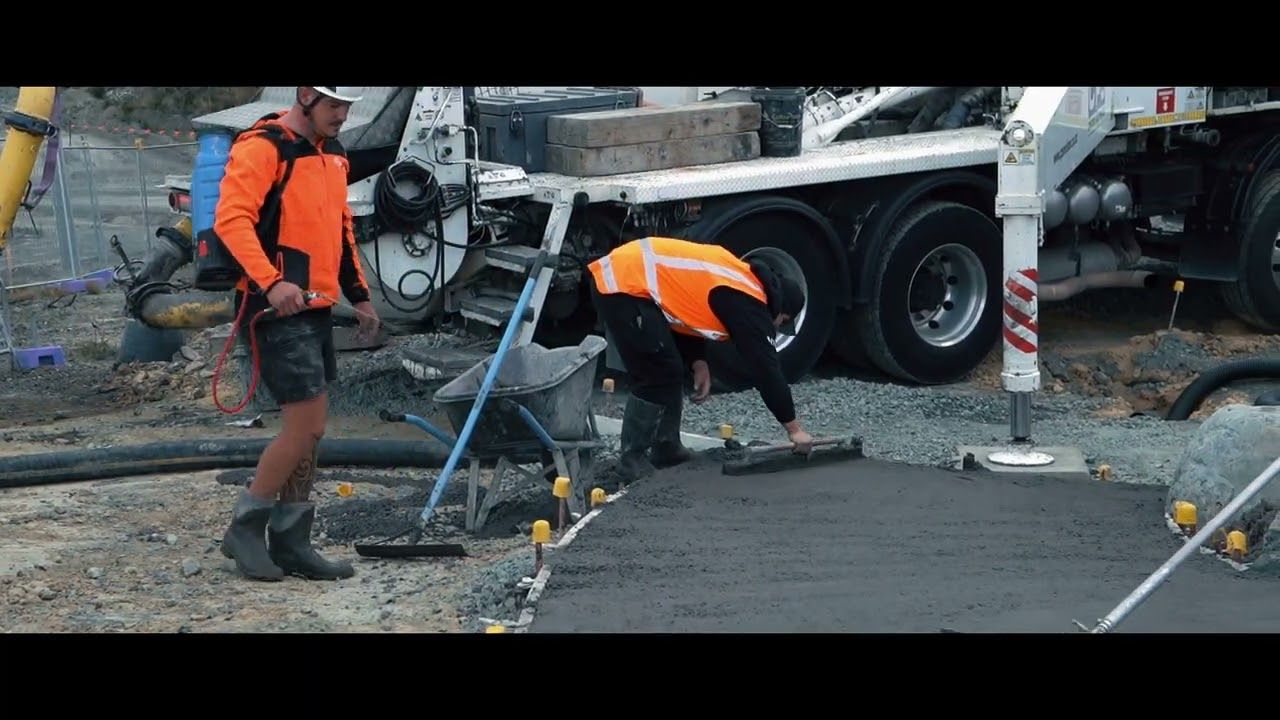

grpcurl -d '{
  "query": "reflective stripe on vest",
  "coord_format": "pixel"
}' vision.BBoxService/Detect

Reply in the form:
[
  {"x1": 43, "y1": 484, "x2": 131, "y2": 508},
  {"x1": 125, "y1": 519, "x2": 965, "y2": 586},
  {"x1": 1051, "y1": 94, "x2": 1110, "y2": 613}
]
[{"x1": 589, "y1": 237, "x2": 766, "y2": 341}]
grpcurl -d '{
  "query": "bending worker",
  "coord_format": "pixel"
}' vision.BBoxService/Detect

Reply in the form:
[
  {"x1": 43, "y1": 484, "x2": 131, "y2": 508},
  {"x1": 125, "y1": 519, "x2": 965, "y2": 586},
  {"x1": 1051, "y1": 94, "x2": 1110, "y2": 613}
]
[
  {"x1": 588, "y1": 236, "x2": 814, "y2": 481},
  {"x1": 212, "y1": 86, "x2": 381, "y2": 582}
]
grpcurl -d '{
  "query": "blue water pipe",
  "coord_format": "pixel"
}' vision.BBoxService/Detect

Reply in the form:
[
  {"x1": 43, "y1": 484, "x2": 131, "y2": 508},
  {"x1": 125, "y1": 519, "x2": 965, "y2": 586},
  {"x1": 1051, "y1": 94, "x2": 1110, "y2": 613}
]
[
  {"x1": 402, "y1": 413, "x2": 457, "y2": 449},
  {"x1": 513, "y1": 402, "x2": 557, "y2": 451},
  {"x1": 418, "y1": 251, "x2": 550, "y2": 526}
]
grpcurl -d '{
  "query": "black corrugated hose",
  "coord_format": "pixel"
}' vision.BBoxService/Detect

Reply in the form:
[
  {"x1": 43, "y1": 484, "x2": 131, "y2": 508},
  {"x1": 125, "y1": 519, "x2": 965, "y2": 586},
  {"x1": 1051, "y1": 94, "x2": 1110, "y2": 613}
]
[
  {"x1": 0, "y1": 438, "x2": 449, "y2": 489},
  {"x1": 1165, "y1": 358, "x2": 1280, "y2": 420}
]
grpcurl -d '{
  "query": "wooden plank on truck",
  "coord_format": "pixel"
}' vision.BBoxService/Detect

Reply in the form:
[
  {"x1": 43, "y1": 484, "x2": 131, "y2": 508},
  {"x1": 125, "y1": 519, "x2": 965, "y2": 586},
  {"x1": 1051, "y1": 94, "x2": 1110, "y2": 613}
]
[
  {"x1": 546, "y1": 102, "x2": 761, "y2": 148},
  {"x1": 545, "y1": 132, "x2": 761, "y2": 177}
]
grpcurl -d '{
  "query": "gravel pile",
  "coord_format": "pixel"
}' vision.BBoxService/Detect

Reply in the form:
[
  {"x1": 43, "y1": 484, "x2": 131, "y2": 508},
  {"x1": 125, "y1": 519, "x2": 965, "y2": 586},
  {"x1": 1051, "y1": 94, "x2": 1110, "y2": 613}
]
[
  {"x1": 456, "y1": 552, "x2": 536, "y2": 630},
  {"x1": 672, "y1": 376, "x2": 1202, "y2": 486},
  {"x1": 327, "y1": 330, "x2": 495, "y2": 419}
]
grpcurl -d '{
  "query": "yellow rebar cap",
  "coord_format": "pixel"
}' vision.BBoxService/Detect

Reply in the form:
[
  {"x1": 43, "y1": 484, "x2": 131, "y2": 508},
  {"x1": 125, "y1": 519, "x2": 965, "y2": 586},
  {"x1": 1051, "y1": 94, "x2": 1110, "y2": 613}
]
[
  {"x1": 720, "y1": 424, "x2": 734, "y2": 439},
  {"x1": 553, "y1": 477, "x2": 571, "y2": 498},
  {"x1": 1173, "y1": 280, "x2": 1185, "y2": 293},
  {"x1": 1227, "y1": 530, "x2": 1248, "y2": 556},
  {"x1": 602, "y1": 378, "x2": 615, "y2": 393},
  {"x1": 485, "y1": 624, "x2": 507, "y2": 633},
  {"x1": 336, "y1": 482, "x2": 354, "y2": 497},
  {"x1": 532, "y1": 520, "x2": 551, "y2": 544},
  {"x1": 1174, "y1": 500, "x2": 1197, "y2": 527},
  {"x1": 591, "y1": 488, "x2": 607, "y2": 507}
]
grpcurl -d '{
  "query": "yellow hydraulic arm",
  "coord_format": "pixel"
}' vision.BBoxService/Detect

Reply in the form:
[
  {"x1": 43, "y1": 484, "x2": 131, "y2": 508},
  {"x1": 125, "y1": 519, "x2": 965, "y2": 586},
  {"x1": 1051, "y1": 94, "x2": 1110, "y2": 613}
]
[{"x1": 0, "y1": 86, "x2": 57, "y2": 252}]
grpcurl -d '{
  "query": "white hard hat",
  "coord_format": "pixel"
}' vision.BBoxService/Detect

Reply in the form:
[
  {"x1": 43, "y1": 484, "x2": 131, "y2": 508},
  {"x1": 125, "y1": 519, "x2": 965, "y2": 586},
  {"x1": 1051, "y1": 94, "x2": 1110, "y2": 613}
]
[{"x1": 312, "y1": 86, "x2": 363, "y2": 103}]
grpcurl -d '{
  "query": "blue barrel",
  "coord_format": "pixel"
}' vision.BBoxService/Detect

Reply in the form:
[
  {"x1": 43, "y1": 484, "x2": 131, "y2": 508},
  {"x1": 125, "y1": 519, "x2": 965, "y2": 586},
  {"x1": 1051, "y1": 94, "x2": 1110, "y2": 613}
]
[{"x1": 191, "y1": 130, "x2": 233, "y2": 235}]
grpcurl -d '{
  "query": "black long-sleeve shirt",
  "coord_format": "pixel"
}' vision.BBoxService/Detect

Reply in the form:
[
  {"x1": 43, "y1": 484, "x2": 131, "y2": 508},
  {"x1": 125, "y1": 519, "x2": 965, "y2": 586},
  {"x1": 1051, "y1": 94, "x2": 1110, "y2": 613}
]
[{"x1": 673, "y1": 286, "x2": 796, "y2": 425}]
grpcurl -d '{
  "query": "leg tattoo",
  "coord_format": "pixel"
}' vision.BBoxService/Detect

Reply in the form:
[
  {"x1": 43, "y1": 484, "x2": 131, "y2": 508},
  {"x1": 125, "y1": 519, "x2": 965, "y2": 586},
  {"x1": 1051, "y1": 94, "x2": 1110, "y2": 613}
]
[{"x1": 280, "y1": 445, "x2": 319, "y2": 502}]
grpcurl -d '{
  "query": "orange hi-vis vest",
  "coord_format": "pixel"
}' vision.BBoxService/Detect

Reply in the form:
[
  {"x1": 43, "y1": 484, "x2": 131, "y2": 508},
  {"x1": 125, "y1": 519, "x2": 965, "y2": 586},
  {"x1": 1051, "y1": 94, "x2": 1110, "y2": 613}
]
[{"x1": 588, "y1": 237, "x2": 767, "y2": 341}]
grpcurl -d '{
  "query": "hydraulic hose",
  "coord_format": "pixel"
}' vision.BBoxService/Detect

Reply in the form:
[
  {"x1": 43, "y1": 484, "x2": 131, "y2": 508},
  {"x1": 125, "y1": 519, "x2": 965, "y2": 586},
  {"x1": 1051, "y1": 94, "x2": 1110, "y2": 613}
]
[
  {"x1": 0, "y1": 438, "x2": 450, "y2": 489},
  {"x1": 1165, "y1": 358, "x2": 1280, "y2": 421}
]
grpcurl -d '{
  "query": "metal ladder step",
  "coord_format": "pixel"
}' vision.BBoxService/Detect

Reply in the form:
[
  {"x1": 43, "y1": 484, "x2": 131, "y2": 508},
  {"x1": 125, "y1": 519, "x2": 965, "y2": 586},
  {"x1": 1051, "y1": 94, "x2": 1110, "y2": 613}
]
[
  {"x1": 485, "y1": 245, "x2": 556, "y2": 274},
  {"x1": 459, "y1": 295, "x2": 534, "y2": 327}
]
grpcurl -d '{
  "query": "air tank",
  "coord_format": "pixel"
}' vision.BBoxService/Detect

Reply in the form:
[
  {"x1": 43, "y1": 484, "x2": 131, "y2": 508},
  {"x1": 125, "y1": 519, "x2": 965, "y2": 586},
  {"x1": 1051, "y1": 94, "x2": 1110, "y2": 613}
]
[
  {"x1": 1097, "y1": 178, "x2": 1133, "y2": 222},
  {"x1": 1045, "y1": 188, "x2": 1069, "y2": 229},
  {"x1": 1065, "y1": 179, "x2": 1100, "y2": 225}
]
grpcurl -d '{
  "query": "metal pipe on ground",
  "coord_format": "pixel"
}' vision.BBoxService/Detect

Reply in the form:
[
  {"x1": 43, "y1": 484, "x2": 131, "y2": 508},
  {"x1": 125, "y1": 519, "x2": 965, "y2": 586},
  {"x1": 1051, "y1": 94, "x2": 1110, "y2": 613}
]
[{"x1": 1089, "y1": 454, "x2": 1280, "y2": 633}]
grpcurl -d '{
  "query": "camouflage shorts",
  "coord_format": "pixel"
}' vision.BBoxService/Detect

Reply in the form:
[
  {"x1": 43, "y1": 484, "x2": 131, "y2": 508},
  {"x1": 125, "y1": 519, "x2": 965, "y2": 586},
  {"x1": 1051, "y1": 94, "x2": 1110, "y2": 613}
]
[{"x1": 246, "y1": 309, "x2": 336, "y2": 405}]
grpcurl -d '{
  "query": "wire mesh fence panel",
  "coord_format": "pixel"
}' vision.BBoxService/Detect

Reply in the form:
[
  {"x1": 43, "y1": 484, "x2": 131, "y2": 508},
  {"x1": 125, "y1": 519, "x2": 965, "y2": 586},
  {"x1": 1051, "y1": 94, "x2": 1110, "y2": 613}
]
[{"x1": 3, "y1": 135, "x2": 195, "y2": 289}]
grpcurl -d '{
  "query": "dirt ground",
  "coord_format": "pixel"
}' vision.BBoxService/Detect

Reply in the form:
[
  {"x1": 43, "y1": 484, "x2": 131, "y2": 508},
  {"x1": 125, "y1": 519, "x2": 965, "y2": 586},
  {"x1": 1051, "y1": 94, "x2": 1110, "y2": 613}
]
[
  {"x1": 965, "y1": 281, "x2": 1280, "y2": 420},
  {"x1": 3, "y1": 275, "x2": 1276, "y2": 633},
  {"x1": 0, "y1": 285, "x2": 592, "y2": 633}
]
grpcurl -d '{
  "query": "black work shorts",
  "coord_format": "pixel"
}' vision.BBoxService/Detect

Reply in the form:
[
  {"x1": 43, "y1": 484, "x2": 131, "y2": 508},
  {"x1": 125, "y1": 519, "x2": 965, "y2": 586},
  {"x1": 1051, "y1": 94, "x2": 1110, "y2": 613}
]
[{"x1": 244, "y1": 309, "x2": 336, "y2": 405}]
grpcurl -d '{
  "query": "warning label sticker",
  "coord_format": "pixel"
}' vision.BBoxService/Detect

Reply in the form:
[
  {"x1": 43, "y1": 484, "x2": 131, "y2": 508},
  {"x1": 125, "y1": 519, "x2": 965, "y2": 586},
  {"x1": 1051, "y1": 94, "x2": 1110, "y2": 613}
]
[
  {"x1": 1156, "y1": 87, "x2": 1176, "y2": 114},
  {"x1": 1003, "y1": 149, "x2": 1036, "y2": 166}
]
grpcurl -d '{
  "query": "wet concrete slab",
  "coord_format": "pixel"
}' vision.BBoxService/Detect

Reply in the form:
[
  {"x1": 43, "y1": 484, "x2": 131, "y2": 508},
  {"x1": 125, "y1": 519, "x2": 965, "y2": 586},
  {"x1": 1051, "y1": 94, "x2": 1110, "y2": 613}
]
[{"x1": 529, "y1": 457, "x2": 1280, "y2": 633}]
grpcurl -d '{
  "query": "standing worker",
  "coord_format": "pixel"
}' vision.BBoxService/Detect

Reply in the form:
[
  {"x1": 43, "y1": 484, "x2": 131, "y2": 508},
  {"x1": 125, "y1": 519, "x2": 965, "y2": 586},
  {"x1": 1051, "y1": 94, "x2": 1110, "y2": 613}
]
[
  {"x1": 588, "y1": 237, "x2": 814, "y2": 482},
  {"x1": 212, "y1": 87, "x2": 381, "y2": 581}
]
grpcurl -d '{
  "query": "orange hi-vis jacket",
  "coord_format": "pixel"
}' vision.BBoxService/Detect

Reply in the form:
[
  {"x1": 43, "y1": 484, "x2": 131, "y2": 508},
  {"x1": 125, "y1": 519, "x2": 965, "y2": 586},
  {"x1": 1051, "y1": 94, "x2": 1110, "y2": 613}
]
[
  {"x1": 588, "y1": 237, "x2": 767, "y2": 340},
  {"x1": 212, "y1": 113, "x2": 370, "y2": 313}
]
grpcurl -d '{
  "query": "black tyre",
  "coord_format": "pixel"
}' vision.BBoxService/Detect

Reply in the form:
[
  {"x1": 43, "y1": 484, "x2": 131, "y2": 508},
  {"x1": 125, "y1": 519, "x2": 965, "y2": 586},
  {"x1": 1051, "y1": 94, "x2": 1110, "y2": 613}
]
[
  {"x1": 854, "y1": 201, "x2": 1001, "y2": 384},
  {"x1": 1222, "y1": 170, "x2": 1280, "y2": 331},
  {"x1": 696, "y1": 209, "x2": 839, "y2": 390}
]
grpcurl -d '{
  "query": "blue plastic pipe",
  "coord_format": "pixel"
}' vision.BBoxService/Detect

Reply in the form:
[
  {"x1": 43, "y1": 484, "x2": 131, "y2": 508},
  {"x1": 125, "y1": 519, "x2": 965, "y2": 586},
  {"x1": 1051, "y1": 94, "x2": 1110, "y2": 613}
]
[
  {"x1": 402, "y1": 413, "x2": 456, "y2": 449},
  {"x1": 514, "y1": 403, "x2": 557, "y2": 451},
  {"x1": 419, "y1": 251, "x2": 549, "y2": 525}
]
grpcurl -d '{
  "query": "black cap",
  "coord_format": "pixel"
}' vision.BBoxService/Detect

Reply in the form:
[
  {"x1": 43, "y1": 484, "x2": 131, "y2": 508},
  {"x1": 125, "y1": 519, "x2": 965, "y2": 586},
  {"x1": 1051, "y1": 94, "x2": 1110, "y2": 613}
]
[{"x1": 750, "y1": 261, "x2": 805, "y2": 336}]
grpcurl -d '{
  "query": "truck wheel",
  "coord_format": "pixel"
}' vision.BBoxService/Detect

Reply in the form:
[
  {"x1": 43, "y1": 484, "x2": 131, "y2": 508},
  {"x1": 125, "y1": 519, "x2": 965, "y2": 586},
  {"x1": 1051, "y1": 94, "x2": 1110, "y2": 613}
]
[
  {"x1": 704, "y1": 211, "x2": 838, "y2": 390},
  {"x1": 855, "y1": 201, "x2": 1001, "y2": 384},
  {"x1": 1222, "y1": 170, "x2": 1280, "y2": 331}
]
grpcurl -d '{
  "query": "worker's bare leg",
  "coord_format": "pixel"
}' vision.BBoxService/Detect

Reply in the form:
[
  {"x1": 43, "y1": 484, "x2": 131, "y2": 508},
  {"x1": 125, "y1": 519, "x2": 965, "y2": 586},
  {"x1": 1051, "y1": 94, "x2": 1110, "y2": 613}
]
[
  {"x1": 261, "y1": 391, "x2": 352, "y2": 580},
  {"x1": 222, "y1": 311, "x2": 351, "y2": 581},
  {"x1": 248, "y1": 393, "x2": 326, "y2": 501}
]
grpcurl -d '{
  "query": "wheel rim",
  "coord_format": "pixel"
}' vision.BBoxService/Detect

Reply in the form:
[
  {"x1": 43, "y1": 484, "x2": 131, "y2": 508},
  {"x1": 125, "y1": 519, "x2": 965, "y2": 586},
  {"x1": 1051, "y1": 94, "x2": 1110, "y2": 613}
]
[
  {"x1": 741, "y1": 246, "x2": 807, "y2": 353},
  {"x1": 1272, "y1": 230, "x2": 1280, "y2": 292},
  {"x1": 907, "y1": 243, "x2": 986, "y2": 348}
]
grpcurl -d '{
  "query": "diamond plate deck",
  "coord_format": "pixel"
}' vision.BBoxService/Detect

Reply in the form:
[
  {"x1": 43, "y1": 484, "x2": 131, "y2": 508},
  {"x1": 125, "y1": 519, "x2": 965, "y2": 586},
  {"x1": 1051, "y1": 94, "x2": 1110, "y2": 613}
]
[{"x1": 527, "y1": 126, "x2": 1003, "y2": 205}]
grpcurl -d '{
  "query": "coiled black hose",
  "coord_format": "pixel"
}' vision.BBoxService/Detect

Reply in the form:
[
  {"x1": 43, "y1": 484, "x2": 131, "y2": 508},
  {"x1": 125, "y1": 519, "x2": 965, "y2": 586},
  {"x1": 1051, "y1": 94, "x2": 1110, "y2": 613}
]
[
  {"x1": 0, "y1": 438, "x2": 449, "y2": 489},
  {"x1": 1165, "y1": 358, "x2": 1280, "y2": 420}
]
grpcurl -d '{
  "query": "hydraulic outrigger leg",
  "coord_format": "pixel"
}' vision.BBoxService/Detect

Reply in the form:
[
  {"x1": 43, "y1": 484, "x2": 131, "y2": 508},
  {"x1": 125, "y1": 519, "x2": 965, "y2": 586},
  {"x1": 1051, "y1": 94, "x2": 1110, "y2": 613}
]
[{"x1": 989, "y1": 87, "x2": 1116, "y2": 467}]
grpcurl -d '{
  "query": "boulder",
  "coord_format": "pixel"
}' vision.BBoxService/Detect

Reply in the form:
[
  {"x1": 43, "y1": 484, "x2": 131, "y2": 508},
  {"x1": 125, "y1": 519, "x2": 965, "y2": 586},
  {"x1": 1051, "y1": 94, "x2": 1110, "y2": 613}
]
[{"x1": 1167, "y1": 404, "x2": 1280, "y2": 571}]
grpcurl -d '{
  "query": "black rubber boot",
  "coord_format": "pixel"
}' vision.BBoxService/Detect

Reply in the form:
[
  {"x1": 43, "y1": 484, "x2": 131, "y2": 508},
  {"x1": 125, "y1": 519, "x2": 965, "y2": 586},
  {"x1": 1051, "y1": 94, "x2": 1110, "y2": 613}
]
[
  {"x1": 267, "y1": 502, "x2": 354, "y2": 580},
  {"x1": 650, "y1": 393, "x2": 695, "y2": 468},
  {"x1": 221, "y1": 489, "x2": 285, "y2": 581},
  {"x1": 618, "y1": 395, "x2": 664, "y2": 484}
]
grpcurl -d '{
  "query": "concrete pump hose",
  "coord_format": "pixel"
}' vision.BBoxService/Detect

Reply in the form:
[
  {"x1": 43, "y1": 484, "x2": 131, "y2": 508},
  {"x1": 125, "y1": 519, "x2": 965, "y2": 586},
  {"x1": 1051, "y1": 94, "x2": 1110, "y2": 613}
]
[
  {"x1": 1165, "y1": 358, "x2": 1280, "y2": 421},
  {"x1": 0, "y1": 438, "x2": 450, "y2": 489}
]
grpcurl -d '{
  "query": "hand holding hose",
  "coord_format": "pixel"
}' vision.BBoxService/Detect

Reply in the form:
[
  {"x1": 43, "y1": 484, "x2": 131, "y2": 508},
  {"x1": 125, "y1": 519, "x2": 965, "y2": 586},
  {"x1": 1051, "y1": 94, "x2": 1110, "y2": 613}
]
[{"x1": 267, "y1": 281, "x2": 308, "y2": 317}]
